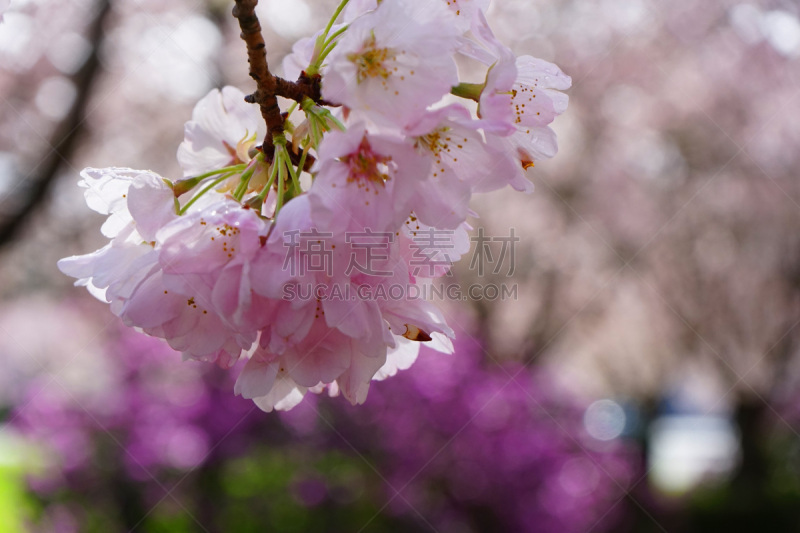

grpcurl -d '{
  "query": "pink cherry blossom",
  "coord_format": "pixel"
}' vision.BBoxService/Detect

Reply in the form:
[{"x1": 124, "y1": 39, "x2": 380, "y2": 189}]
[
  {"x1": 58, "y1": 167, "x2": 177, "y2": 303},
  {"x1": 466, "y1": 12, "x2": 572, "y2": 177},
  {"x1": 480, "y1": 55, "x2": 571, "y2": 168},
  {"x1": 405, "y1": 104, "x2": 520, "y2": 207},
  {"x1": 342, "y1": 0, "x2": 378, "y2": 22},
  {"x1": 233, "y1": 191, "x2": 457, "y2": 411},
  {"x1": 443, "y1": 0, "x2": 491, "y2": 32},
  {"x1": 156, "y1": 198, "x2": 272, "y2": 333},
  {"x1": 177, "y1": 86, "x2": 265, "y2": 177},
  {"x1": 307, "y1": 123, "x2": 430, "y2": 236},
  {"x1": 282, "y1": 34, "x2": 317, "y2": 81},
  {"x1": 59, "y1": 168, "x2": 262, "y2": 368},
  {"x1": 234, "y1": 352, "x2": 309, "y2": 412},
  {"x1": 373, "y1": 332, "x2": 454, "y2": 381},
  {"x1": 281, "y1": 23, "x2": 346, "y2": 80},
  {"x1": 400, "y1": 215, "x2": 473, "y2": 279},
  {"x1": 344, "y1": 0, "x2": 490, "y2": 34},
  {"x1": 234, "y1": 294, "x2": 389, "y2": 410},
  {"x1": 322, "y1": 0, "x2": 461, "y2": 126}
]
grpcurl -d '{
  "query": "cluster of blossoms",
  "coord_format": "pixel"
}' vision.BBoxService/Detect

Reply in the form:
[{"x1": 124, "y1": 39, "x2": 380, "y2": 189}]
[{"x1": 59, "y1": 0, "x2": 570, "y2": 411}]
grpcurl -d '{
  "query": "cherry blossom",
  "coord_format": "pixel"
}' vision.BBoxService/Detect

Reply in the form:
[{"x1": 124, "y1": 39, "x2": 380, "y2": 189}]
[
  {"x1": 322, "y1": 0, "x2": 461, "y2": 126},
  {"x1": 58, "y1": 167, "x2": 177, "y2": 304},
  {"x1": 400, "y1": 215, "x2": 473, "y2": 279},
  {"x1": 59, "y1": 168, "x2": 260, "y2": 368},
  {"x1": 177, "y1": 86, "x2": 265, "y2": 177},
  {"x1": 405, "y1": 104, "x2": 520, "y2": 203},
  {"x1": 342, "y1": 0, "x2": 378, "y2": 21},
  {"x1": 60, "y1": 0, "x2": 570, "y2": 412},
  {"x1": 443, "y1": 0, "x2": 491, "y2": 31},
  {"x1": 480, "y1": 54, "x2": 571, "y2": 171},
  {"x1": 281, "y1": 23, "x2": 346, "y2": 81},
  {"x1": 307, "y1": 123, "x2": 430, "y2": 235},
  {"x1": 465, "y1": 12, "x2": 572, "y2": 175}
]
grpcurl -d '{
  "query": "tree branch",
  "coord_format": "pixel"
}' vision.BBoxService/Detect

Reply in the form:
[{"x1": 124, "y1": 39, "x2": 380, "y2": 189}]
[
  {"x1": 232, "y1": 1, "x2": 337, "y2": 157},
  {"x1": 231, "y1": 0, "x2": 283, "y2": 153}
]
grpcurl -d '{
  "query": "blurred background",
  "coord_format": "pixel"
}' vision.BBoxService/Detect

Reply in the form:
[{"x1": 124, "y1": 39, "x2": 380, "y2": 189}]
[{"x1": 1, "y1": 0, "x2": 799, "y2": 531}]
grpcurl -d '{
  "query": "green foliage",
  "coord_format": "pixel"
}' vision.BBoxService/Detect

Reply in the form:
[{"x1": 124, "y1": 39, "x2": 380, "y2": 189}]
[{"x1": 0, "y1": 466, "x2": 33, "y2": 533}]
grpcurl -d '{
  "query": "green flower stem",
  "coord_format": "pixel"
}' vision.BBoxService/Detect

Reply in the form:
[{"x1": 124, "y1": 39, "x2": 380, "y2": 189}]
[
  {"x1": 178, "y1": 172, "x2": 236, "y2": 215},
  {"x1": 309, "y1": 118, "x2": 323, "y2": 150},
  {"x1": 297, "y1": 146, "x2": 309, "y2": 178},
  {"x1": 451, "y1": 82, "x2": 485, "y2": 102},
  {"x1": 172, "y1": 164, "x2": 246, "y2": 197},
  {"x1": 232, "y1": 164, "x2": 257, "y2": 201},
  {"x1": 320, "y1": 0, "x2": 350, "y2": 48},
  {"x1": 323, "y1": 24, "x2": 349, "y2": 49},
  {"x1": 303, "y1": 97, "x2": 345, "y2": 130},
  {"x1": 307, "y1": 0, "x2": 350, "y2": 76},
  {"x1": 283, "y1": 149, "x2": 302, "y2": 195},
  {"x1": 315, "y1": 24, "x2": 349, "y2": 67},
  {"x1": 286, "y1": 101, "x2": 299, "y2": 117},
  {"x1": 301, "y1": 97, "x2": 346, "y2": 150},
  {"x1": 313, "y1": 106, "x2": 346, "y2": 132},
  {"x1": 325, "y1": 112, "x2": 346, "y2": 132},
  {"x1": 254, "y1": 160, "x2": 279, "y2": 205},
  {"x1": 275, "y1": 160, "x2": 286, "y2": 214}
]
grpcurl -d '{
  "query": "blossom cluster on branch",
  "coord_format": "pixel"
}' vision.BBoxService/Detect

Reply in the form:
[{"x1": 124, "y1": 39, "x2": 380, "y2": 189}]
[{"x1": 58, "y1": 0, "x2": 570, "y2": 412}]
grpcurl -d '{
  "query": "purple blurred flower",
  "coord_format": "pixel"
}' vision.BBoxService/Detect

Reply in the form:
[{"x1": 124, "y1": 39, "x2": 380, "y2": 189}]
[
  {"x1": 12, "y1": 315, "x2": 259, "y2": 485},
  {"x1": 330, "y1": 332, "x2": 640, "y2": 533},
  {"x1": 7, "y1": 301, "x2": 640, "y2": 532}
]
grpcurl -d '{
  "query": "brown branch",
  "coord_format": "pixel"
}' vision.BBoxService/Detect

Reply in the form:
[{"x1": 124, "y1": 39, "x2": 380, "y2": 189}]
[
  {"x1": 275, "y1": 72, "x2": 339, "y2": 107},
  {"x1": 232, "y1": 2, "x2": 339, "y2": 157},
  {"x1": 232, "y1": 0, "x2": 283, "y2": 153},
  {"x1": 275, "y1": 73, "x2": 319, "y2": 103}
]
